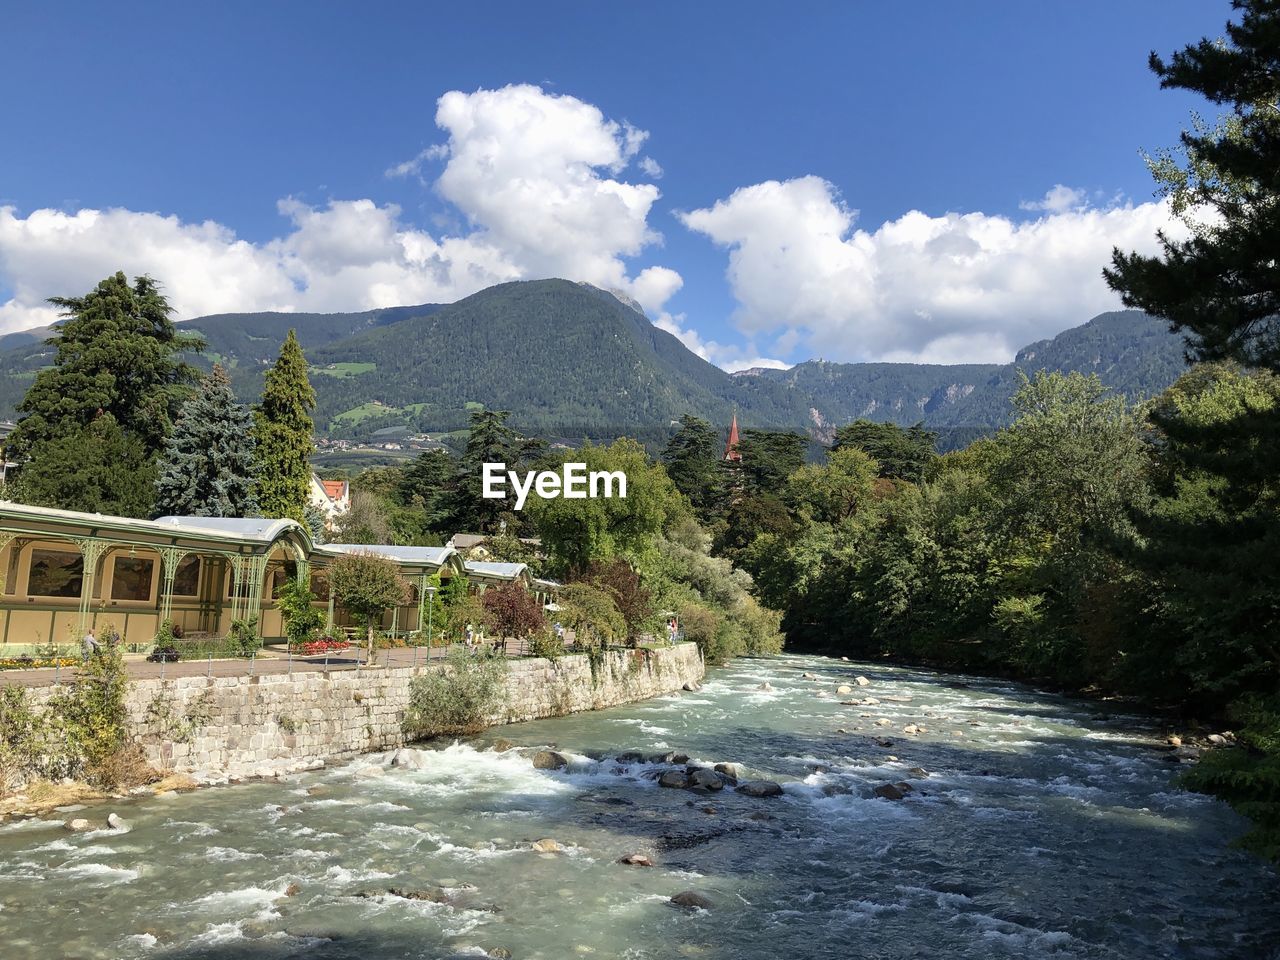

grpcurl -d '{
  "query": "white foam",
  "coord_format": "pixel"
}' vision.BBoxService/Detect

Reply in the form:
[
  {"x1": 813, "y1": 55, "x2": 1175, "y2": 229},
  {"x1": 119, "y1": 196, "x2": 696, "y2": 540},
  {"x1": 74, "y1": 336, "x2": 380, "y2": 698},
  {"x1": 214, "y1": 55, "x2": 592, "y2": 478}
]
[
  {"x1": 324, "y1": 864, "x2": 393, "y2": 884},
  {"x1": 188, "y1": 884, "x2": 284, "y2": 921},
  {"x1": 189, "y1": 921, "x2": 247, "y2": 947},
  {"x1": 204, "y1": 846, "x2": 264, "y2": 862},
  {"x1": 58, "y1": 862, "x2": 140, "y2": 883}
]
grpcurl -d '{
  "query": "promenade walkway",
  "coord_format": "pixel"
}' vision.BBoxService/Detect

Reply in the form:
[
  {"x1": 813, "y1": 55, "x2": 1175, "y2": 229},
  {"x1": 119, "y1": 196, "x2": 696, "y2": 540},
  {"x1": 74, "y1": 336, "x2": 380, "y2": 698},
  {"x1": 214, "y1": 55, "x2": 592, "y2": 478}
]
[{"x1": 0, "y1": 641, "x2": 536, "y2": 689}]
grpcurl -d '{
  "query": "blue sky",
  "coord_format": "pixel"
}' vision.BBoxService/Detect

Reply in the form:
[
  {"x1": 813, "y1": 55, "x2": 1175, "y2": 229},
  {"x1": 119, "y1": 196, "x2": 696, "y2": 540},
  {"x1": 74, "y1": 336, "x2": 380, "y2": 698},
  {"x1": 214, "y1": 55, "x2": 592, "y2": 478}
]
[{"x1": 0, "y1": 1, "x2": 1227, "y2": 368}]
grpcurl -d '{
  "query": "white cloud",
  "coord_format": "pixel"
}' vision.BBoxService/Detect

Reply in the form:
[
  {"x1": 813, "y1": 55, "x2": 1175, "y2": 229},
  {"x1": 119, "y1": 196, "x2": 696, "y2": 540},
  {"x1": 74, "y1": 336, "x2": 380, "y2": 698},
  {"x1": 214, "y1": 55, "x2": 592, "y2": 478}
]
[
  {"x1": 0, "y1": 84, "x2": 679, "y2": 334},
  {"x1": 639, "y1": 156, "x2": 663, "y2": 179},
  {"x1": 1019, "y1": 183, "x2": 1088, "y2": 214},
  {"x1": 652, "y1": 309, "x2": 786, "y2": 372},
  {"x1": 431, "y1": 84, "x2": 669, "y2": 305},
  {"x1": 680, "y1": 175, "x2": 1182, "y2": 364}
]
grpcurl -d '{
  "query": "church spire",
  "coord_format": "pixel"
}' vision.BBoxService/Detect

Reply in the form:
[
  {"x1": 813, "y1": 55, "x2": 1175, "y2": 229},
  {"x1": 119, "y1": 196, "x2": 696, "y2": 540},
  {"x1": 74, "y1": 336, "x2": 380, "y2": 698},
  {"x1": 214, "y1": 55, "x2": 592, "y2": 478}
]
[{"x1": 724, "y1": 411, "x2": 742, "y2": 462}]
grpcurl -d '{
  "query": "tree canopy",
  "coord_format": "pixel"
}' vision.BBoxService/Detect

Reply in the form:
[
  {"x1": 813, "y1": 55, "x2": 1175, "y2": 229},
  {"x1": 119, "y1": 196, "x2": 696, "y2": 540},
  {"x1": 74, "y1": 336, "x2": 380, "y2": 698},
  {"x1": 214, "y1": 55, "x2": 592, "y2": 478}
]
[
  {"x1": 155, "y1": 365, "x2": 259, "y2": 517},
  {"x1": 253, "y1": 330, "x2": 316, "y2": 523},
  {"x1": 8, "y1": 272, "x2": 201, "y2": 516}
]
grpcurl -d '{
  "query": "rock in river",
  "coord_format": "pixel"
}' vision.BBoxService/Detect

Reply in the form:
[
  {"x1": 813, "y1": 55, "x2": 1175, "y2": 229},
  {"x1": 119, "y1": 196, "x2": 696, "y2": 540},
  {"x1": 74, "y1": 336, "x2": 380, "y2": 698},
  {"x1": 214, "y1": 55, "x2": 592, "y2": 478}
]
[
  {"x1": 688, "y1": 769, "x2": 725, "y2": 791},
  {"x1": 531, "y1": 838, "x2": 564, "y2": 853},
  {"x1": 532, "y1": 750, "x2": 570, "y2": 770},
  {"x1": 873, "y1": 783, "x2": 906, "y2": 801},
  {"x1": 854, "y1": 676, "x2": 871, "y2": 687},
  {"x1": 64, "y1": 818, "x2": 91, "y2": 832},
  {"x1": 836, "y1": 684, "x2": 853, "y2": 694},
  {"x1": 669, "y1": 890, "x2": 714, "y2": 910},
  {"x1": 618, "y1": 853, "x2": 655, "y2": 867},
  {"x1": 659, "y1": 771, "x2": 691, "y2": 789},
  {"x1": 736, "y1": 780, "x2": 784, "y2": 798}
]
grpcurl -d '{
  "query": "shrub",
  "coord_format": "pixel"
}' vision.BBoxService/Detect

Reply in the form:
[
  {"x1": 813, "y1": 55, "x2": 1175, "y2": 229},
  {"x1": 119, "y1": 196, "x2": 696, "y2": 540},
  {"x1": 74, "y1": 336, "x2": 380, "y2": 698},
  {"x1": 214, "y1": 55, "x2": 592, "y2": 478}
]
[
  {"x1": 224, "y1": 617, "x2": 262, "y2": 658},
  {"x1": 328, "y1": 551, "x2": 411, "y2": 660},
  {"x1": 528, "y1": 628, "x2": 564, "y2": 661},
  {"x1": 481, "y1": 582, "x2": 545, "y2": 640},
  {"x1": 0, "y1": 641, "x2": 153, "y2": 792},
  {"x1": 1182, "y1": 695, "x2": 1280, "y2": 861},
  {"x1": 278, "y1": 577, "x2": 325, "y2": 646},
  {"x1": 679, "y1": 603, "x2": 727, "y2": 663},
  {"x1": 559, "y1": 583, "x2": 626, "y2": 650},
  {"x1": 403, "y1": 648, "x2": 508, "y2": 739}
]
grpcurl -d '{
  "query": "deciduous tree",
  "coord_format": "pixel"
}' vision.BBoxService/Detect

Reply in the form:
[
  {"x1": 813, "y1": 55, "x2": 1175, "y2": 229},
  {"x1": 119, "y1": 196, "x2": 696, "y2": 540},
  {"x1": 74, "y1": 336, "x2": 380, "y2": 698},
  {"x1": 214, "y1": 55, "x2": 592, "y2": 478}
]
[{"x1": 328, "y1": 551, "x2": 410, "y2": 661}]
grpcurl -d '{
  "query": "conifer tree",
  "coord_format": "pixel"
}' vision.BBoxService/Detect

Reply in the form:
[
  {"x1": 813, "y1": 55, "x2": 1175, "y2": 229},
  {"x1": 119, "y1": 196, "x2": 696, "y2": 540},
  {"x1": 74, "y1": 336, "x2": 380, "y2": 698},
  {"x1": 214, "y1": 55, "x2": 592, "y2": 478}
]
[
  {"x1": 444, "y1": 409, "x2": 538, "y2": 533},
  {"x1": 155, "y1": 365, "x2": 259, "y2": 517},
  {"x1": 8, "y1": 271, "x2": 201, "y2": 516},
  {"x1": 253, "y1": 330, "x2": 316, "y2": 523},
  {"x1": 1104, "y1": 0, "x2": 1280, "y2": 371},
  {"x1": 662, "y1": 415, "x2": 721, "y2": 513}
]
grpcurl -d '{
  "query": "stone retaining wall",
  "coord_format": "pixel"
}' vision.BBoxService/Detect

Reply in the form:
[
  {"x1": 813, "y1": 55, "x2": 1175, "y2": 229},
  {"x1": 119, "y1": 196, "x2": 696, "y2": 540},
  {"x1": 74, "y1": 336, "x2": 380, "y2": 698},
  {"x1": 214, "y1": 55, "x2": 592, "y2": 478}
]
[{"x1": 25, "y1": 644, "x2": 703, "y2": 778}]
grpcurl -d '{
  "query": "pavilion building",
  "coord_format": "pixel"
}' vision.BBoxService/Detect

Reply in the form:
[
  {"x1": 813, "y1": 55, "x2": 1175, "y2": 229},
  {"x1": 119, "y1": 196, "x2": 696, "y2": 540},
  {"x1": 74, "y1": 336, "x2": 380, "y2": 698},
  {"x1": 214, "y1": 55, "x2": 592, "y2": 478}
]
[{"x1": 0, "y1": 501, "x2": 541, "y2": 650}]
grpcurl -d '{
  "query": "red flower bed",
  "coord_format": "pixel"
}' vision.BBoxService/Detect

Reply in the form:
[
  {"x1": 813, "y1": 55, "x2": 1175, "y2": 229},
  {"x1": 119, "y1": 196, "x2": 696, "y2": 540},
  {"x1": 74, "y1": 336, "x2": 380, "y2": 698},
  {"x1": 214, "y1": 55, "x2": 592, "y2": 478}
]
[{"x1": 299, "y1": 638, "x2": 351, "y2": 656}]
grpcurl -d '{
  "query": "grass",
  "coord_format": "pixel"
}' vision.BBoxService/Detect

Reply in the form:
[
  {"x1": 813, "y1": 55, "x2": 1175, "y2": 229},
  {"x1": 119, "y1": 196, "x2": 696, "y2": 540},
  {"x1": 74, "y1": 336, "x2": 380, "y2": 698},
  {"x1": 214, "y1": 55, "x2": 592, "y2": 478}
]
[
  {"x1": 314, "y1": 362, "x2": 376, "y2": 379},
  {"x1": 331, "y1": 401, "x2": 401, "y2": 425},
  {"x1": 312, "y1": 450, "x2": 415, "y2": 469}
]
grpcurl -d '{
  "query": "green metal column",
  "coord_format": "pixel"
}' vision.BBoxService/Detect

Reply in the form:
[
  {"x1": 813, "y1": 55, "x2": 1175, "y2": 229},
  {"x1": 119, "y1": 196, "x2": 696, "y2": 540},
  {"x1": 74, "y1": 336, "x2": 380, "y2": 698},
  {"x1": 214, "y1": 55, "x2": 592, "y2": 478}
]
[
  {"x1": 158, "y1": 547, "x2": 188, "y2": 624},
  {"x1": 73, "y1": 538, "x2": 109, "y2": 637}
]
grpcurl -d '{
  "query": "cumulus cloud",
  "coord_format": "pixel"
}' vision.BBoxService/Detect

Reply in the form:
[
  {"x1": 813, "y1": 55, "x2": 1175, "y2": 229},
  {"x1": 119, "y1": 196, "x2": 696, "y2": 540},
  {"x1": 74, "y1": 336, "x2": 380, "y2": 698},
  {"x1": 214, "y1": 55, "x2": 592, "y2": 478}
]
[
  {"x1": 652, "y1": 309, "x2": 786, "y2": 372},
  {"x1": 680, "y1": 176, "x2": 1181, "y2": 364},
  {"x1": 1019, "y1": 183, "x2": 1089, "y2": 214},
  {"x1": 0, "y1": 84, "x2": 678, "y2": 334},
  {"x1": 431, "y1": 84, "x2": 666, "y2": 302},
  {"x1": 638, "y1": 156, "x2": 663, "y2": 179}
]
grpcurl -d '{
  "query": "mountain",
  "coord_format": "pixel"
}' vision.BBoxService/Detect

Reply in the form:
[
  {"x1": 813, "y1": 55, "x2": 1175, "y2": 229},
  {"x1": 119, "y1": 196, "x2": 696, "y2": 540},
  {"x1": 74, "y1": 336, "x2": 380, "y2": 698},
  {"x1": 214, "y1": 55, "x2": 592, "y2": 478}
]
[
  {"x1": 733, "y1": 360, "x2": 1002, "y2": 444},
  {"x1": 184, "y1": 302, "x2": 445, "y2": 368},
  {"x1": 304, "y1": 279, "x2": 799, "y2": 440},
  {"x1": 0, "y1": 279, "x2": 1189, "y2": 449},
  {"x1": 742, "y1": 310, "x2": 1189, "y2": 448},
  {"x1": 0, "y1": 301, "x2": 445, "y2": 420}
]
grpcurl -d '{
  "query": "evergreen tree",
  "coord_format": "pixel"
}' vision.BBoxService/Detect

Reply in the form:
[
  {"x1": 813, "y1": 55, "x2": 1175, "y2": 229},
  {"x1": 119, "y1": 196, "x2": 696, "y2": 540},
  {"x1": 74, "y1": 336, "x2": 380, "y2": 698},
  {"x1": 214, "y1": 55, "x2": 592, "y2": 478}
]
[
  {"x1": 8, "y1": 271, "x2": 200, "y2": 517},
  {"x1": 1104, "y1": 0, "x2": 1280, "y2": 371},
  {"x1": 735, "y1": 429, "x2": 808, "y2": 494},
  {"x1": 14, "y1": 413, "x2": 157, "y2": 517},
  {"x1": 154, "y1": 365, "x2": 259, "y2": 517},
  {"x1": 832, "y1": 419, "x2": 937, "y2": 482},
  {"x1": 662, "y1": 415, "x2": 721, "y2": 513},
  {"x1": 444, "y1": 410, "x2": 535, "y2": 533},
  {"x1": 253, "y1": 330, "x2": 316, "y2": 523},
  {"x1": 398, "y1": 448, "x2": 455, "y2": 531}
]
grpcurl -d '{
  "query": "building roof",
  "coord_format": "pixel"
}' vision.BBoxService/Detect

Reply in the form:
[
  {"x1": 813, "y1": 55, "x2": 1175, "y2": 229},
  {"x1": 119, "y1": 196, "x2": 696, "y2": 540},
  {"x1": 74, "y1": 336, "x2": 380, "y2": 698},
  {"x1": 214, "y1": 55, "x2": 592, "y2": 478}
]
[
  {"x1": 448, "y1": 533, "x2": 487, "y2": 549},
  {"x1": 463, "y1": 560, "x2": 528, "y2": 581},
  {"x1": 724, "y1": 413, "x2": 742, "y2": 462},
  {"x1": 322, "y1": 543, "x2": 458, "y2": 568},
  {"x1": 153, "y1": 515, "x2": 304, "y2": 542},
  {"x1": 0, "y1": 502, "x2": 311, "y2": 551},
  {"x1": 318, "y1": 479, "x2": 347, "y2": 502}
]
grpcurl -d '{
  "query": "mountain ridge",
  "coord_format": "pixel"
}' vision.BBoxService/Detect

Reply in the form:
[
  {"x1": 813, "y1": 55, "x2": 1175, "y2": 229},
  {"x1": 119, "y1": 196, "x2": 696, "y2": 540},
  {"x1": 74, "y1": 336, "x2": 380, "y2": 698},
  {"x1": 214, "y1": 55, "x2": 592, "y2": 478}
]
[{"x1": 0, "y1": 279, "x2": 1189, "y2": 447}]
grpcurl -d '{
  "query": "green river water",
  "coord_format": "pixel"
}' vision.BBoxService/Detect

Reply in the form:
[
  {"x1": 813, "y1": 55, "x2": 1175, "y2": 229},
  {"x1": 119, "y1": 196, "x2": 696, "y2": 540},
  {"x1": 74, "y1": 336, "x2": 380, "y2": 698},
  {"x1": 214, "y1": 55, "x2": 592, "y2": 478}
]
[{"x1": 1, "y1": 653, "x2": 1277, "y2": 960}]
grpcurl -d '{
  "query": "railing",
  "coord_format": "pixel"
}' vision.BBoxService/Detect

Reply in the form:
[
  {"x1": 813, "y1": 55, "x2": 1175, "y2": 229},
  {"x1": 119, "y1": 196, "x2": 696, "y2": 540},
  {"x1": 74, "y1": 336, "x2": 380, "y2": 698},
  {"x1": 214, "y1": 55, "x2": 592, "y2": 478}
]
[{"x1": 0, "y1": 635, "x2": 683, "y2": 687}]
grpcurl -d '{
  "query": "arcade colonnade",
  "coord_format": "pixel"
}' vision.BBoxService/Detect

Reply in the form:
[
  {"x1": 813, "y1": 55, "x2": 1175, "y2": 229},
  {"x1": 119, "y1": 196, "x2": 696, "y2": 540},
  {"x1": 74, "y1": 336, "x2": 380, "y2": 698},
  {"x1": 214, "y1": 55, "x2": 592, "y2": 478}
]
[{"x1": 0, "y1": 503, "x2": 534, "y2": 649}]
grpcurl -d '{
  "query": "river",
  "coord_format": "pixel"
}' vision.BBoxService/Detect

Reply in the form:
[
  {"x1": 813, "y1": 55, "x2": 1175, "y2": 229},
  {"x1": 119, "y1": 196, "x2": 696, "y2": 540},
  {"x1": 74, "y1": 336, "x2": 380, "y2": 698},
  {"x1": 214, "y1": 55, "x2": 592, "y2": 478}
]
[{"x1": 1, "y1": 653, "x2": 1277, "y2": 959}]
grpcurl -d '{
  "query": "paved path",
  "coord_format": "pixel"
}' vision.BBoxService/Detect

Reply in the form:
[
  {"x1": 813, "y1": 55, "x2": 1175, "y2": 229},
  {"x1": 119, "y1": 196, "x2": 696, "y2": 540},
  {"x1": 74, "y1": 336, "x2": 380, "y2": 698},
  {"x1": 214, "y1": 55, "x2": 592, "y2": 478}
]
[{"x1": 0, "y1": 643, "x2": 522, "y2": 688}]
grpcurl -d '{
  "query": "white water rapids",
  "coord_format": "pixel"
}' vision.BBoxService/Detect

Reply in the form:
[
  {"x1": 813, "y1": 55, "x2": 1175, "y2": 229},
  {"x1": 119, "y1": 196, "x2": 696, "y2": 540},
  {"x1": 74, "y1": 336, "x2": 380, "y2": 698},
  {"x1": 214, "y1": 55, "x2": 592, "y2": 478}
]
[{"x1": 0, "y1": 653, "x2": 1277, "y2": 959}]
